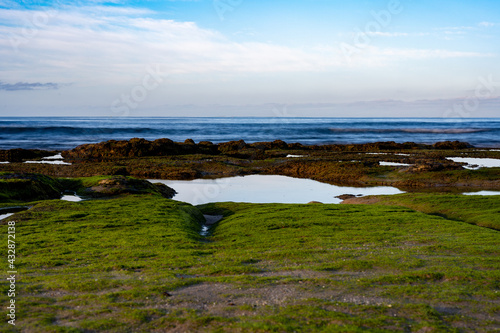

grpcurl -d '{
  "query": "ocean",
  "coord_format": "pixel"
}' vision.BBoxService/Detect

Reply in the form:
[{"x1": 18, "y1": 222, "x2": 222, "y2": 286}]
[{"x1": 1, "y1": 117, "x2": 500, "y2": 150}]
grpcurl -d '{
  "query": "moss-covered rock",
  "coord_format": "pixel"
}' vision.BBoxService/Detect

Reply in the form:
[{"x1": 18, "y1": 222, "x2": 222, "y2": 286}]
[
  {"x1": 76, "y1": 175, "x2": 176, "y2": 199},
  {"x1": 0, "y1": 173, "x2": 63, "y2": 202}
]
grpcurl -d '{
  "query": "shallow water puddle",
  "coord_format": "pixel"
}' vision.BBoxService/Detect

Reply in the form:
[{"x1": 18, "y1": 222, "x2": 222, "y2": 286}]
[
  {"x1": 151, "y1": 175, "x2": 404, "y2": 205},
  {"x1": 0, "y1": 213, "x2": 14, "y2": 221},
  {"x1": 446, "y1": 157, "x2": 500, "y2": 169},
  {"x1": 43, "y1": 153, "x2": 64, "y2": 160},
  {"x1": 379, "y1": 161, "x2": 411, "y2": 167},
  {"x1": 60, "y1": 194, "x2": 83, "y2": 202},
  {"x1": 24, "y1": 160, "x2": 71, "y2": 165},
  {"x1": 463, "y1": 191, "x2": 500, "y2": 196}
]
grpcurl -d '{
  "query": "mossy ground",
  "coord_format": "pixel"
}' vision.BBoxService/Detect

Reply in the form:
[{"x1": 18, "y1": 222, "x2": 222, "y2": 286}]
[
  {"x1": 0, "y1": 173, "x2": 63, "y2": 203},
  {"x1": 1, "y1": 193, "x2": 499, "y2": 332},
  {"x1": 0, "y1": 174, "x2": 176, "y2": 203}
]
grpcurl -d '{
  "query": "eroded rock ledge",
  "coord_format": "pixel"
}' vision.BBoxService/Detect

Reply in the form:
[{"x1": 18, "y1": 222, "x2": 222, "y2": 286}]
[
  {"x1": 60, "y1": 138, "x2": 473, "y2": 161},
  {"x1": 1, "y1": 138, "x2": 499, "y2": 190}
]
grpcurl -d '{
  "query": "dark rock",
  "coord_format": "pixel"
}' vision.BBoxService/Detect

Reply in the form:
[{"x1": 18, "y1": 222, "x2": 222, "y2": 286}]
[
  {"x1": 78, "y1": 176, "x2": 176, "y2": 199},
  {"x1": 406, "y1": 160, "x2": 464, "y2": 173},
  {"x1": 432, "y1": 141, "x2": 474, "y2": 150},
  {"x1": 111, "y1": 167, "x2": 129, "y2": 176},
  {"x1": 287, "y1": 142, "x2": 305, "y2": 149},
  {"x1": 218, "y1": 140, "x2": 248, "y2": 153},
  {"x1": 0, "y1": 149, "x2": 58, "y2": 163},
  {"x1": 335, "y1": 194, "x2": 357, "y2": 200},
  {"x1": 250, "y1": 140, "x2": 289, "y2": 150},
  {"x1": 0, "y1": 173, "x2": 62, "y2": 202}
]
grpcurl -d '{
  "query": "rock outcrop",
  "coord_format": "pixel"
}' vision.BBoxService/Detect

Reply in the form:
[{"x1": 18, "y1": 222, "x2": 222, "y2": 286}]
[
  {"x1": 0, "y1": 173, "x2": 62, "y2": 202},
  {"x1": 78, "y1": 176, "x2": 176, "y2": 199},
  {"x1": 0, "y1": 149, "x2": 58, "y2": 162}
]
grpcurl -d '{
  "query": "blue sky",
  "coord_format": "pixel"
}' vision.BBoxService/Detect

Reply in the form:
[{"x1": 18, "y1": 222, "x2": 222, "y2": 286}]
[{"x1": 0, "y1": 0, "x2": 499, "y2": 117}]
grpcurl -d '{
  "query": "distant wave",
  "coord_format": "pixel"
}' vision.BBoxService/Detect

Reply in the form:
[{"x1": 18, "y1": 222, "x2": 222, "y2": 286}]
[
  {"x1": 0, "y1": 126, "x2": 170, "y2": 135},
  {"x1": 401, "y1": 128, "x2": 490, "y2": 134},
  {"x1": 329, "y1": 128, "x2": 492, "y2": 134},
  {"x1": 1, "y1": 119, "x2": 500, "y2": 150}
]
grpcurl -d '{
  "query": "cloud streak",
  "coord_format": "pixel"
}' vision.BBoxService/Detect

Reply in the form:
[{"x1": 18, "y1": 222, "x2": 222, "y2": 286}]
[{"x1": 0, "y1": 81, "x2": 62, "y2": 91}]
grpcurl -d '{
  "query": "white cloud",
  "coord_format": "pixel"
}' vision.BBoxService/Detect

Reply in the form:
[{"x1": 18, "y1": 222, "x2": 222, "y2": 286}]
[
  {"x1": 0, "y1": 5, "x2": 496, "y2": 86},
  {"x1": 478, "y1": 21, "x2": 496, "y2": 27},
  {"x1": 366, "y1": 31, "x2": 430, "y2": 37}
]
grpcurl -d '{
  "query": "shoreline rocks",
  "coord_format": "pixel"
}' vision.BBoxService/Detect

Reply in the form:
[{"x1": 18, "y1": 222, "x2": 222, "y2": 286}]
[
  {"x1": 61, "y1": 138, "x2": 476, "y2": 162},
  {"x1": 78, "y1": 176, "x2": 177, "y2": 199},
  {"x1": 0, "y1": 149, "x2": 59, "y2": 163},
  {"x1": 2, "y1": 139, "x2": 499, "y2": 190}
]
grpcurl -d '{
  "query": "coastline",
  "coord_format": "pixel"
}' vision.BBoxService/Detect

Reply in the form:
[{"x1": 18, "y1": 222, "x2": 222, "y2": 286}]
[
  {"x1": 1, "y1": 137, "x2": 499, "y2": 331},
  {"x1": 1, "y1": 138, "x2": 499, "y2": 192}
]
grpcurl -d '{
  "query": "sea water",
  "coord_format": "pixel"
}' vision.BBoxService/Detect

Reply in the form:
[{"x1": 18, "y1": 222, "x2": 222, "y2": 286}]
[{"x1": 1, "y1": 117, "x2": 499, "y2": 150}]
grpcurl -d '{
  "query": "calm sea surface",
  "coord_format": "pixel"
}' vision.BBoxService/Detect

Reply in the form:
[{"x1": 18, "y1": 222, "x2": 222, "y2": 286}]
[{"x1": 1, "y1": 117, "x2": 499, "y2": 150}]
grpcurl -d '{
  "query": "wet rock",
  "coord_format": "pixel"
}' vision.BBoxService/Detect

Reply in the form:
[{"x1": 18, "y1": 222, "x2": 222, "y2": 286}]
[
  {"x1": 0, "y1": 173, "x2": 62, "y2": 202},
  {"x1": 197, "y1": 141, "x2": 219, "y2": 155},
  {"x1": 405, "y1": 161, "x2": 463, "y2": 173},
  {"x1": 80, "y1": 176, "x2": 176, "y2": 199},
  {"x1": 111, "y1": 166, "x2": 129, "y2": 176},
  {"x1": 432, "y1": 141, "x2": 474, "y2": 150},
  {"x1": 0, "y1": 149, "x2": 58, "y2": 163},
  {"x1": 152, "y1": 183, "x2": 177, "y2": 199},
  {"x1": 218, "y1": 140, "x2": 248, "y2": 153},
  {"x1": 335, "y1": 194, "x2": 357, "y2": 200},
  {"x1": 250, "y1": 140, "x2": 289, "y2": 150}
]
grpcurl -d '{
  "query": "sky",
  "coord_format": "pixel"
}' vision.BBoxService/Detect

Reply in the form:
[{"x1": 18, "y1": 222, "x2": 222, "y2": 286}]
[{"x1": 0, "y1": 0, "x2": 499, "y2": 117}]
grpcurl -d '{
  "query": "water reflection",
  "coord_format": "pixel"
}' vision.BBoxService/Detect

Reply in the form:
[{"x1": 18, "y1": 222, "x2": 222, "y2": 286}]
[
  {"x1": 152, "y1": 175, "x2": 404, "y2": 205},
  {"x1": 447, "y1": 157, "x2": 500, "y2": 170}
]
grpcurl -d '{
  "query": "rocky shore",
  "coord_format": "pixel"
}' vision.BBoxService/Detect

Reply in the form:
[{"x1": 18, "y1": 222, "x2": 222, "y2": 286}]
[{"x1": 1, "y1": 138, "x2": 499, "y2": 193}]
